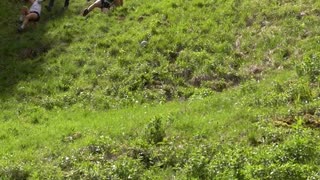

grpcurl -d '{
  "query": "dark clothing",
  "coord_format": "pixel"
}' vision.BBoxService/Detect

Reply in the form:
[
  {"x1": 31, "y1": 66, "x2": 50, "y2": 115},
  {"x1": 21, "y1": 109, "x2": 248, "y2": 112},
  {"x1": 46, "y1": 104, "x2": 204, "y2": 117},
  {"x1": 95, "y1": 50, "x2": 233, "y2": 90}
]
[
  {"x1": 64, "y1": 0, "x2": 69, "y2": 7},
  {"x1": 47, "y1": 0, "x2": 69, "y2": 8},
  {"x1": 101, "y1": 0, "x2": 113, "y2": 9}
]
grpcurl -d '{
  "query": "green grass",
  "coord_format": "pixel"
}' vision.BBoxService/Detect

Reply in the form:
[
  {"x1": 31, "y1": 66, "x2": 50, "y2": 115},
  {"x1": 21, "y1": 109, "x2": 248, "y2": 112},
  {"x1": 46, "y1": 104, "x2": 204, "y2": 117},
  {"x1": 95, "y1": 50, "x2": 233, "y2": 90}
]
[{"x1": 1, "y1": 0, "x2": 320, "y2": 179}]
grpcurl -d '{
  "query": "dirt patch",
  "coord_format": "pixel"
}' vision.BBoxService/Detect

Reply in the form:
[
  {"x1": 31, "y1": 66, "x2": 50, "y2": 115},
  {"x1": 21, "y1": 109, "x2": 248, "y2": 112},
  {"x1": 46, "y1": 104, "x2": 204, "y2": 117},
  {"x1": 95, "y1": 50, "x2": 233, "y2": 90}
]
[
  {"x1": 273, "y1": 114, "x2": 320, "y2": 128},
  {"x1": 303, "y1": 114, "x2": 320, "y2": 128}
]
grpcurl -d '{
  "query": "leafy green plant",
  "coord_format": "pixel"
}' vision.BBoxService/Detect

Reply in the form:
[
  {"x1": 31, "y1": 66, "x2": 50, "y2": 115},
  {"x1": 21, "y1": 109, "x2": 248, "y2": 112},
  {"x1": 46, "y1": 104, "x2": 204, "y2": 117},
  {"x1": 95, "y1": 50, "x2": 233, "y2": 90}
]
[
  {"x1": 297, "y1": 52, "x2": 320, "y2": 82},
  {"x1": 144, "y1": 117, "x2": 166, "y2": 145},
  {"x1": 281, "y1": 136, "x2": 318, "y2": 164},
  {"x1": 0, "y1": 166, "x2": 30, "y2": 180},
  {"x1": 111, "y1": 156, "x2": 145, "y2": 179}
]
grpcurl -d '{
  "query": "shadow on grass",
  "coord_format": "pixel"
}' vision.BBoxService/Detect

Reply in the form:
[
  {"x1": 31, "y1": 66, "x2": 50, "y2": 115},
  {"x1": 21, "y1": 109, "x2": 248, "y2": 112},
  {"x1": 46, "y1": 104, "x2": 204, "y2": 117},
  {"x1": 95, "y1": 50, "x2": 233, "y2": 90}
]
[{"x1": 0, "y1": 1, "x2": 83, "y2": 98}]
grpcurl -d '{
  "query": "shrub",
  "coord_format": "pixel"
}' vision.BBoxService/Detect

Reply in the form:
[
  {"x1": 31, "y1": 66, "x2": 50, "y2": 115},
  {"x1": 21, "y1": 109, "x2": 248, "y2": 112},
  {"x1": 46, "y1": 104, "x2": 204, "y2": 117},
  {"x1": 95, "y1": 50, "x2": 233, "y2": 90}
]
[
  {"x1": 0, "y1": 166, "x2": 30, "y2": 180},
  {"x1": 111, "y1": 157, "x2": 144, "y2": 179},
  {"x1": 144, "y1": 117, "x2": 166, "y2": 144},
  {"x1": 281, "y1": 136, "x2": 318, "y2": 164},
  {"x1": 297, "y1": 52, "x2": 320, "y2": 82},
  {"x1": 244, "y1": 163, "x2": 318, "y2": 180}
]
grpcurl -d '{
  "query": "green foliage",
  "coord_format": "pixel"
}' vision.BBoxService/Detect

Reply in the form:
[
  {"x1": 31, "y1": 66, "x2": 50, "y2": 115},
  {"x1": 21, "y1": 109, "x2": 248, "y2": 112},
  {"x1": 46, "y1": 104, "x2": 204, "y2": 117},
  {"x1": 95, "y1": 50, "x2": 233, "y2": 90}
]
[
  {"x1": 0, "y1": 166, "x2": 30, "y2": 180},
  {"x1": 246, "y1": 79, "x2": 315, "y2": 107},
  {"x1": 1, "y1": 0, "x2": 320, "y2": 179},
  {"x1": 112, "y1": 157, "x2": 144, "y2": 179},
  {"x1": 144, "y1": 117, "x2": 166, "y2": 144},
  {"x1": 297, "y1": 52, "x2": 320, "y2": 82},
  {"x1": 281, "y1": 136, "x2": 319, "y2": 164},
  {"x1": 244, "y1": 163, "x2": 319, "y2": 180}
]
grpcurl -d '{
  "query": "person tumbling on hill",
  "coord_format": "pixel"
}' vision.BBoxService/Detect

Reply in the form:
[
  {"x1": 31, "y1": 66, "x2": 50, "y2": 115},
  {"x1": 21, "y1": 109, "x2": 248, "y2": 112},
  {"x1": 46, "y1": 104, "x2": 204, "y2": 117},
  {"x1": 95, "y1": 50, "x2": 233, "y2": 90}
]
[
  {"x1": 45, "y1": 0, "x2": 69, "y2": 12},
  {"x1": 18, "y1": 0, "x2": 43, "y2": 32},
  {"x1": 82, "y1": 0, "x2": 123, "y2": 16}
]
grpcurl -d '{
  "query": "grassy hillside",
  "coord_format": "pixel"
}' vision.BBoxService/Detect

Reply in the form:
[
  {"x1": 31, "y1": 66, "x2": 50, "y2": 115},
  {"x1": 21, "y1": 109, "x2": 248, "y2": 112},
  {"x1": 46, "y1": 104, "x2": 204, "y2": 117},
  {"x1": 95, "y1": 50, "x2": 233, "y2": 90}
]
[{"x1": 0, "y1": 0, "x2": 320, "y2": 179}]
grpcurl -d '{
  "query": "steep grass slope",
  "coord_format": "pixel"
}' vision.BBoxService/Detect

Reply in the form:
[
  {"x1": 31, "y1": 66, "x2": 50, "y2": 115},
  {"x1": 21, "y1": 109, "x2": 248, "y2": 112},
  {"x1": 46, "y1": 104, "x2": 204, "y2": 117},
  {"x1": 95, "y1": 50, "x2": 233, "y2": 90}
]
[
  {"x1": 1, "y1": 0, "x2": 319, "y2": 109},
  {"x1": 0, "y1": 0, "x2": 320, "y2": 179}
]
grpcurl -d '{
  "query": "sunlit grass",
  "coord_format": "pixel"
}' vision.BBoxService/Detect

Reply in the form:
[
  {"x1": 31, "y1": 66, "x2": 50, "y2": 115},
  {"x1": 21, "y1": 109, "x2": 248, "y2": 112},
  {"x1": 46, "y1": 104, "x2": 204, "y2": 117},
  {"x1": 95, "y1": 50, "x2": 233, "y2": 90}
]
[{"x1": 0, "y1": 0, "x2": 319, "y2": 178}]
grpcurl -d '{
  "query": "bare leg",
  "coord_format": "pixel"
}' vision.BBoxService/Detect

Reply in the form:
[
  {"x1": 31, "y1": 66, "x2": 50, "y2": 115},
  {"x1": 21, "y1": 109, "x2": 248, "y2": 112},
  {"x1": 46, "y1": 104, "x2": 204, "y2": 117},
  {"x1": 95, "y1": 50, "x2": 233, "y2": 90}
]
[
  {"x1": 88, "y1": 0, "x2": 102, "y2": 11},
  {"x1": 83, "y1": 0, "x2": 101, "y2": 16},
  {"x1": 19, "y1": 12, "x2": 38, "y2": 31}
]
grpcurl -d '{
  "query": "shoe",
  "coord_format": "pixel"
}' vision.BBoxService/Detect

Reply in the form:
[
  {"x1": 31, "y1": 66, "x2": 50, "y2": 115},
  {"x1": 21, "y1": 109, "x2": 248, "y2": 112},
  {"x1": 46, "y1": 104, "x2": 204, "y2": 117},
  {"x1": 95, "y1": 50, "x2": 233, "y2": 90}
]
[
  {"x1": 83, "y1": 9, "x2": 89, "y2": 16},
  {"x1": 45, "y1": 5, "x2": 52, "y2": 12},
  {"x1": 61, "y1": 6, "x2": 68, "y2": 12},
  {"x1": 17, "y1": 27, "x2": 24, "y2": 33}
]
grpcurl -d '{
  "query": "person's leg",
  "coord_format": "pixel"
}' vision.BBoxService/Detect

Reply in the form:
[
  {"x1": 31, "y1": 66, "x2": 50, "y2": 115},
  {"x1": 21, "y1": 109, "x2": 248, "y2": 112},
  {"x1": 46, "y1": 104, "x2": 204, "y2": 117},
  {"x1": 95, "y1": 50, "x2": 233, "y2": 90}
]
[
  {"x1": 64, "y1": 0, "x2": 69, "y2": 8},
  {"x1": 19, "y1": 12, "x2": 38, "y2": 31},
  {"x1": 88, "y1": 0, "x2": 102, "y2": 11},
  {"x1": 83, "y1": 0, "x2": 102, "y2": 16},
  {"x1": 48, "y1": 0, "x2": 55, "y2": 8},
  {"x1": 46, "y1": 0, "x2": 55, "y2": 11}
]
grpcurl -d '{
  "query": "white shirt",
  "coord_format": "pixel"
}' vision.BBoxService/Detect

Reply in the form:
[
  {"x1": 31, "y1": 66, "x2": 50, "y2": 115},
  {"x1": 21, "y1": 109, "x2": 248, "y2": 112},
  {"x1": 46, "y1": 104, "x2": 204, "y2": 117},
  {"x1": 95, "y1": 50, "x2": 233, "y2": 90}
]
[{"x1": 29, "y1": 0, "x2": 42, "y2": 15}]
